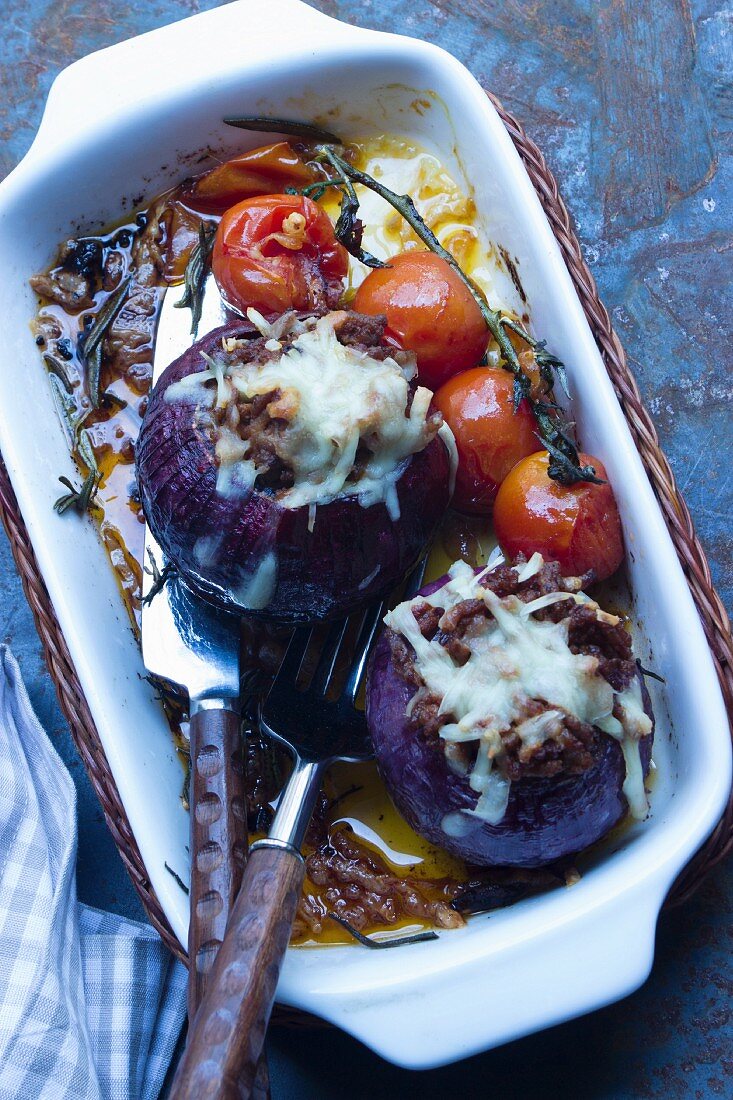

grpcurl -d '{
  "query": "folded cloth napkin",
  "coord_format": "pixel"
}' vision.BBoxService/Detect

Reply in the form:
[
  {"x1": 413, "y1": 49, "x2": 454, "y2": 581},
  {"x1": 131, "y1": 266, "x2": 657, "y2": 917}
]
[{"x1": 0, "y1": 646, "x2": 187, "y2": 1100}]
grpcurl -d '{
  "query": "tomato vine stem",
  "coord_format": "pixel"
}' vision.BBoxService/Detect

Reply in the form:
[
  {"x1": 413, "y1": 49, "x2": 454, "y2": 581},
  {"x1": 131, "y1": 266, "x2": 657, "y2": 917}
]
[{"x1": 316, "y1": 144, "x2": 600, "y2": 486}]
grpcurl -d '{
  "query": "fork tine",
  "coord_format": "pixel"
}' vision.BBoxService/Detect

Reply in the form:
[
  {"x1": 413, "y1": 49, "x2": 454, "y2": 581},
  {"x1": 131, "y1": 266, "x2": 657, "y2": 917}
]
[
  {"x1": 342, "y1": 555, "x2": 428, "y2": 700},
  {"x1": 402, "y1": 555, "x2": 428, "y2": 601},
  {"x1": 310, "y1": 616, "x2": 351, "y2": 696},
  {"x1": 274, "y1": 625, "x2": 314, "y2": 686},
  {"x1": 344, "y1": 597, "x2": 388, "y2": 701}
]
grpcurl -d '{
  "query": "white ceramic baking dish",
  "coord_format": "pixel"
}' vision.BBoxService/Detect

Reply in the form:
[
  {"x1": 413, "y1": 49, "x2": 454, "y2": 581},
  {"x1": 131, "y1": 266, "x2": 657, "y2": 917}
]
[{"x1": 0, "y1": 0, "x2": 729, "y2": 1069}]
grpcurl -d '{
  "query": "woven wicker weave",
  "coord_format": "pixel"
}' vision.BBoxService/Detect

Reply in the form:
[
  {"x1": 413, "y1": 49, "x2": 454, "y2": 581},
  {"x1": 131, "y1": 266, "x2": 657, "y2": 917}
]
[{"x1": 0, "y1": 93, "x2": 730, "y2": 982}]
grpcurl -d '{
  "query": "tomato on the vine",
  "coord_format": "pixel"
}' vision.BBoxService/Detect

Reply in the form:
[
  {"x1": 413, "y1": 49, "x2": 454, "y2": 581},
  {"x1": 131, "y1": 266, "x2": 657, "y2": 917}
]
[
  {"x1": 211, "y1": 194, "x2": 348, "y2": 316},
  {"x1": 433, "y1": 367, "x2": 539, "y2": 514},
  {"x1": 185, "y1": 143, "x2": 315, "y2": 215},
  {"x1": 493, "y1": 450, "x2": 624, "y2": 581},
  {"x1": 353, "y1": 251, "x2": 488, "y2": 390}
]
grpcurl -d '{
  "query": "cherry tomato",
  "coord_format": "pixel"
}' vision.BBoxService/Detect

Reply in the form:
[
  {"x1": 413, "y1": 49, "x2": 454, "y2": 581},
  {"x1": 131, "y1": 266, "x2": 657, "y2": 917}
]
[
  {"x1": 185, "y1": 143, "x2": 315, "y2": 215},
  {"x1": 353, "y1": 251, "x2": 488, "y2": 390},
  {"x1": 433, "y1": 368, "x2": 539, "y2": 514},
  {"x1": 493, "y1": 451, "x2": 624, "y2": 581},
  {"x1": 211, "y1": 194, "x2": 348, "y2": 316}
]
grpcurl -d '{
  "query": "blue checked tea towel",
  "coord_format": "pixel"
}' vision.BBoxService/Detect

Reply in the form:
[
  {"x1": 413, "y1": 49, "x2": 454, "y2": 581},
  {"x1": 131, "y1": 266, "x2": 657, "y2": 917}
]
[{"x1": 0, "y1": 646, "x2": 187, "y2": 1099}]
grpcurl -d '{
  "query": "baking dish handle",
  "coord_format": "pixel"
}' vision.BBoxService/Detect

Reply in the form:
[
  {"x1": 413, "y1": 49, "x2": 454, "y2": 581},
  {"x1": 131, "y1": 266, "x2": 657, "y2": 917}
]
[{"x1": 25, "y1": 0, "x2": 355, "y2": 162}]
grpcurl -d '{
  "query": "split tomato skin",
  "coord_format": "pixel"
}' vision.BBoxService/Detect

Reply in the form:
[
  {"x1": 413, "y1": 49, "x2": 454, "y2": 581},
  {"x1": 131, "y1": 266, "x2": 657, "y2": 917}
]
[
  {"x1": 185, "y1": 142, "x2": 315, "y2": 215},
  {"x1": 493, "y1": 450, "x2": 624, "y2": 581},
  {"x1": 353, "y1": 251, "x2": 488, "y2": 390},
  {"x1": 433, "y1": 367, "x2": 540, "y2": 514},
  {"x1": 211, "y1": 194, "x2": 348, "y2": 316}
]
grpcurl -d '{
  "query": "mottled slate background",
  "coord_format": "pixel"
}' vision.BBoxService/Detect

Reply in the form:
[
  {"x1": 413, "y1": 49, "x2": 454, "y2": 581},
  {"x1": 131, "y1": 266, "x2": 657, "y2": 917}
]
[{"x1": 2, "y1": 1, "x2": 731, "y2": 1096}]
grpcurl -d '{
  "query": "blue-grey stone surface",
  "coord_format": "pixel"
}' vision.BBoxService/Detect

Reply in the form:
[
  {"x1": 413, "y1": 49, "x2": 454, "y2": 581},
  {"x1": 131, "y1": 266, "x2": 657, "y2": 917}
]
[{"x1": 2, "y1": 1, "x2": 731, "y2": 1096}]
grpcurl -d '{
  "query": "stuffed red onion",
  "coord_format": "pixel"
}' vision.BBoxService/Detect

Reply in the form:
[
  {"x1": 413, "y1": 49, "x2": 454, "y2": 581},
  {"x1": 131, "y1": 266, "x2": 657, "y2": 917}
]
[
  {"x1": 136, "y1": 309, "x2": 455, "y2": 622},
  {"x1": 366, "y1": 555, "x2": 654, "y2": 867}
]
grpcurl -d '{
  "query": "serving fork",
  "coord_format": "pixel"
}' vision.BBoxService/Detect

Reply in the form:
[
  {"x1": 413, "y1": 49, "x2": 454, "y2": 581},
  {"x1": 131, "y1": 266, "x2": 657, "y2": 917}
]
[{"x1": 170, "y1": 559, "x2": 426, "y2": 1099}]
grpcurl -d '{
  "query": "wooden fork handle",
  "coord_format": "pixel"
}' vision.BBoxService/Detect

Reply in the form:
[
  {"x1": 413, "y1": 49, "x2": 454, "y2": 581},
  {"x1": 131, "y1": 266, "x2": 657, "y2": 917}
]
[
  {"x1": 171, "y1": 842, "x2": 305, "y2": 1099},
  {"x1": 187, "y1": 705, "x2": 247, "y2": 1019}
]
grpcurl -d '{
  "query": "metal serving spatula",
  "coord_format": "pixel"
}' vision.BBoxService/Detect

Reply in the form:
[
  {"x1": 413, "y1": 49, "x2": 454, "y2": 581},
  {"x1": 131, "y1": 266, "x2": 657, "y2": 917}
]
[
  {"x1": 169, "y1": 559, "x2": 427, "y2": 1100},
  {"x1": 141, "y1": 280, "x2": 248, "y2": 1023}
]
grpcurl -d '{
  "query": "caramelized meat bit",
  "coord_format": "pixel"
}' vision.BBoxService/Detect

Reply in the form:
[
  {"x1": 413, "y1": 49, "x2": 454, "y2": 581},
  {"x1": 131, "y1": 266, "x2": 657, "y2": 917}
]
[
  {"x1": 566, "y1": 604, "x2": 635, "y2": 690},
  {"x1": 410, "y1": 689, "x2": 448, "y2": 743},
  {"x1": 30, "y1": 238, "x2": 106, "y2": 312},
  {"x1": 500, "y1": 706, "x2": 596, "y2": 779},
  {"x1": 387, "y1": 631, "x2": 422, "y2": 688},
  {"x1": 332, "y1": 311, "x2": 387, "y2": 350},
  {"x1": 411, "y1": 599, "x2": 442, "y2": 639},
  {"x1": 438, "y1": 597, "x2": 489, "y2": 638},
  {"x1": 440, "y1": 634, "x2": 471, "y2": 666},
  {"x1": 296, "y1": 827, "x2": 463, "y2": 938},
  {"x1": 30, "y1": 268, "x2": 93, "y2": 312}
]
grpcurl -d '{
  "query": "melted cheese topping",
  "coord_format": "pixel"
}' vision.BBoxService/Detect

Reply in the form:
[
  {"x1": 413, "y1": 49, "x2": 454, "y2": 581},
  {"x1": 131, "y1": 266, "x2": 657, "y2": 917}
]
[
  {"x1": 384, "y1": 559, "x2": 653, "y2": 828},
  {"x1": 168, "y1": 314, "x2": 452, "y2": 518}
]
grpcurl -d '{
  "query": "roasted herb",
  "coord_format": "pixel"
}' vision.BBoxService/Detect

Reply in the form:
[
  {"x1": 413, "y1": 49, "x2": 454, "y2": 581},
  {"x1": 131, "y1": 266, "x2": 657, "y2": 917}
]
[
  {"x1": 81, "y1": 275, "x2": 131, "y2": 408},
  {"x1": 53, "y1": 425, "x2": 101, "y2": 516},
  {"x1": 326, "y1": 912, "x2": 439, "y2": 948},
  {"x1": 175, "y1": 221, "x2": 217, "y2": 336},
  {"x1": 317, "y1": 145, "x2": 598, "y2": 486},
  {"x1": 295, "y1": 177, "x2": 349, "y2": 202},
  {"x1": 53, "y1": 472, "x2": 99, "y2": 515},
  {"x1": 142, "y1": 548, "x2": 176, "y2": 606},
  {"x1": 501, "y1": 317, "x2": 569, "y2": 398},
  {"x1": 314, "y1": 147, "x2": 387, "y2": 268},
  {"x1": 451, "y1": 867, "x2": 561, "y2": 915},
  {"x1": 43, "y1": 352, "x2": 73, "y2": 393},
  {"x1": 224, "y1": 116, "x2": 342, "y2": 144},
  {"x1": 325, "y1": 783, "x2": 364, "y2": 814},
  {"x1": 164, "y1": 862, "x2": 190, "y2": 895},
  {"x1": 48, "y1": 370, "x2": 87, "y2": 444},
  {"x1": 638, "y1": 661, "x2": 665, "y2": 684},
  {"x1": 533, "y1": 402, "x2": 603, "y2": 485}
]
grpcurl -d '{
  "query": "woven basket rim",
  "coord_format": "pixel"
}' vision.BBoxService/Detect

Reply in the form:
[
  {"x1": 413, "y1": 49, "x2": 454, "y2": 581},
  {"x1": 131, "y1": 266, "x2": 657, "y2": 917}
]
[{"x1": 0, "y1": 91, "x2": 731, "y2": 999}]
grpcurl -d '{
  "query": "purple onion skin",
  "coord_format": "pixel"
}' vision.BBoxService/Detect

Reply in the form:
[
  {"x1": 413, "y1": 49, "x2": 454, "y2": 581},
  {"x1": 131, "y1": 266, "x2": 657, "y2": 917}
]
[
  {"x1": 136, "y1": 321, "x2": 451, "y2": 623},
  {"x1": 366, "y1": 578, "x2": 654, "y2": 868}
]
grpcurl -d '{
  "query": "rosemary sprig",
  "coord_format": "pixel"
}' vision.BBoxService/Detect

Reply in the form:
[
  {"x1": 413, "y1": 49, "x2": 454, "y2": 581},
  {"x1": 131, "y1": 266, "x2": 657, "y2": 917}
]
[
  {"x1": 53, "y1": 471, "x2": 99, "y2": 515},
  {"x1": 533, "y1": 403, "x2": 603, "y2": 485},
  {"x1": 175, "y1": 221, "x2": 217, "y2": 336},
  {"x1": 318, "y1": 147, "x2": 387, "y2": 269},
  {"x1": 164, "y1": 862, "x2": 190, "y2": 895},
  {"x1": 142, "y1": 547, "x2": 176, "y2": 606},
  {"x1": 77, "y1": 427, "x2": 99, "y2": 476},
  {"x1": 43, "y1": 352, "x2": 73, "y2": 393},
  {"x1": 82, "y1": 275, "x2": 131, "y2": 408},
  {"x1": 326, "y1": 912, "x2": 439, "y2": 948},
  {"x1": 295, "y1": 176, "x2": 350, "y2": 201},
  {"x1": 317, "y1": 145, "x2": 598, "y2": 486},
  {"x1": 53, "y1": 425, "x2": 101, "y2": 516},
  {"x1": 48, "y1": 373, "x2": 87, "y2": 443},
  {"x1": 501, "y1": 317, "x2": 569, "y2": 398},
  {"x1": 638, "y1": 661, "x2": 665, "y2": 684},
  {"x1": 223, "y1": 116, "x2": 342, "y2": 144}
]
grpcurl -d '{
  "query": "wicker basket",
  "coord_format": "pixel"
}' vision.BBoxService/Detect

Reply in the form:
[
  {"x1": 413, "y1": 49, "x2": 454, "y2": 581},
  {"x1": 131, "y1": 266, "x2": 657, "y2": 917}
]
[{"x1": 1, "y1": 94, "x2": 731, "y2": 981}]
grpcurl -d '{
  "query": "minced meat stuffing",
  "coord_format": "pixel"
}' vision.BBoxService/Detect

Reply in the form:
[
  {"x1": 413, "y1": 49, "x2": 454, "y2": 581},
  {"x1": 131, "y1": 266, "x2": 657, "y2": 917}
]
[{"x1": 387, "y1": 559, "x2": 638, "y2": 781}]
